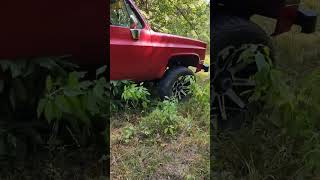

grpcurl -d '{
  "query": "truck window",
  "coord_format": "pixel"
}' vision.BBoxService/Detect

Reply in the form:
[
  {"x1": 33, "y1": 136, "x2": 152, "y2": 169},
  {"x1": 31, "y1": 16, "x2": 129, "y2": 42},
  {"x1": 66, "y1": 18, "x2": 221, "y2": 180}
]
[
  {"x1": 110, "y1": 0, "x2": 143, "y2": 29},
  {"x1": 110, "y1": 0, "x2": 130, "y2": 27},
  {"x1": 123, "y1": 0, "x2": 143, "y2": 29}
]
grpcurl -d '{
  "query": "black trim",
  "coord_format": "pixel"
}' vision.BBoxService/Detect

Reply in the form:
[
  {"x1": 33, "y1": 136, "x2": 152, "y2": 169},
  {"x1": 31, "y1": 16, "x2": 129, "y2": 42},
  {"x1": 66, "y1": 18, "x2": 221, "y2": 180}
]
[
  {"x1": 203, "y1": 64, "x2": 209, "y2": 72},
  {"x1": 294, "y1": 8, "x2": 317, "y2": 34}
]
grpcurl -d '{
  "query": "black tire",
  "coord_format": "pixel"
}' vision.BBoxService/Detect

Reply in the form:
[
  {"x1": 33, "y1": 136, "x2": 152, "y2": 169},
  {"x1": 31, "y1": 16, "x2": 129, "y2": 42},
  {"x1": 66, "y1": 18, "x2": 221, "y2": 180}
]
[
  {"x1": 158, "y1": 66, "x2": 195, "y2": 101},
  {"x1": 211, "y1": 15, "x2": 274, "y2": 130}
]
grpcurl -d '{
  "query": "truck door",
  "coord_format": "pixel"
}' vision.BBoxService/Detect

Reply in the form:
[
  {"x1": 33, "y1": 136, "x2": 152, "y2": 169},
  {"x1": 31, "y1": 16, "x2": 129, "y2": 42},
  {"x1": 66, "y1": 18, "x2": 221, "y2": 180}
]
[{"x1": 110, "y1": 0, "x2": 152, "y2": 80}]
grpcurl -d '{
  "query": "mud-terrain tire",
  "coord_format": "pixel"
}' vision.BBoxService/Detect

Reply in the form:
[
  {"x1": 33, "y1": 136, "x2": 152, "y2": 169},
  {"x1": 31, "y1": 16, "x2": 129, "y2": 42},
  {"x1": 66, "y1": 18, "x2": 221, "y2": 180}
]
[
  {"x1": 212, "y1": 15, "x2": 274, "y2": 130},
  {"x1": 158, "y1": 66, "x2": 195, "y2": 101}
]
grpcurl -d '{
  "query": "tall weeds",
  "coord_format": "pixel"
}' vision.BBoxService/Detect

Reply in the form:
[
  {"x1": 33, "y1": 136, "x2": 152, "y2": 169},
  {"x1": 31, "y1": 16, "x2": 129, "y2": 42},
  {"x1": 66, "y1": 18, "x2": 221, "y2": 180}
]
[{"x1": 214, "y1": 45, "x2": 320, "y2": 179}]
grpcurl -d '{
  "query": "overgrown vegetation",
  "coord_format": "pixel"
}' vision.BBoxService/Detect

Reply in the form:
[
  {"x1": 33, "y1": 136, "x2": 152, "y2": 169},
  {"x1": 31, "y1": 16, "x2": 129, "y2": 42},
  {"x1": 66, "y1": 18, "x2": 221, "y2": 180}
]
[
  {"x1": 111, "y1": 73, "x2": 210, "y2": 179},
  {"x1": 213, "y1": 1, "x2": 320, "y2": 179},
  {"x1": 0, "y1": 58, "x2": 108, "y2": 179}
]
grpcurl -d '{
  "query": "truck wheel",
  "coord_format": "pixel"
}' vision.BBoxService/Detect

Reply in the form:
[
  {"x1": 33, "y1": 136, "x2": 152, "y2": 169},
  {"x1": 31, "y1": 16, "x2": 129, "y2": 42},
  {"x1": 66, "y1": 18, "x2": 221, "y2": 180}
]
[
  {"x1": 212, "y1": 16, "x2": 274, "y2": 130},
  {"x1": 158, "y1": 66, "x2": 195, "y2": 101}
]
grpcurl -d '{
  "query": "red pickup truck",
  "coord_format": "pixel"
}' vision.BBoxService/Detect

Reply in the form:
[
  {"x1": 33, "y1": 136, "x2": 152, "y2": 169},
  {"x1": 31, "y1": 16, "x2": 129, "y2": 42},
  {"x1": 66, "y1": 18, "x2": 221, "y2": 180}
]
[{"x1": 110, "y1": 0, "x2": 208, "y2": 100}]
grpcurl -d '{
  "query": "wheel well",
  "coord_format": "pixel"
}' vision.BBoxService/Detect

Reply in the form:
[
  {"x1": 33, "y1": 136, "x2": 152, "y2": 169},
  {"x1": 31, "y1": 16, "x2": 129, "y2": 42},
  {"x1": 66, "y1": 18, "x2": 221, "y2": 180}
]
[{"x1": 167, "y1": 55, "x2": 200, "y2": 68}]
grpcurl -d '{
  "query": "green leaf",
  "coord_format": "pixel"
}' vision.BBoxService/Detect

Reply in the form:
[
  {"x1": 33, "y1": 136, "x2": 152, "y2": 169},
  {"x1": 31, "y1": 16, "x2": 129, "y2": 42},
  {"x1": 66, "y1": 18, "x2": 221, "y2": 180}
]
[
  {"x1": 8, "y1": 63, "x2": 19, "y2": 77},
  {"x1": 23, "y1": 62, "x2": 35, "y2": 77},
  {"x1": 53, "y1": 103, "x2": 62, "y2": 121},
  {"x1": 44, "y1": 100, "x2": 54, "y2": 123},
  {"x1": 255, "y1": 52, "x2": 269, "y2": 72},
  {"x1": 67, "y1": 72, "x2": 80, "y2": 87},
  {"x1": 46, "y1": 76, "x2": 53, "y2": 92},
  {"x1": 76, "y1": 71, "x2": 87, "y2": 79},
  {"x1": 55, "y1": 95, "x2": 71, "y2": 113},
  {"x1": 93, "y1": 82, "x2": 105, "y2": 100},
  {"x1": 169, "y1": 128, "x2": 174, "y2": 135},
  {"x1": 66, "y1": 96, "x2": 90, "y2": 123},
  {"x1": 63, "y1": 87, "x2": 83, "y2": 97},
  {"x1": 36, "y1": 58, "x2": 58, "y2": 70},
  {"x1": 79, "y1": 81, "x2": 93, "y2": 89},
  {"x1": 97, "y1": 77, "x2": 108, "y2": 87},
  {"x1": 87, "y1": 92, "x2": 99, "y2": 115},
  {"x1": 9, "y1": 61, "x2": 24, "y2": 78},
  {"x1": 37, "y1": 99, "x2": 47, "y2": 118},
  {"x1": 96, "y1": 65, "x2": 107, "y2": 77}
]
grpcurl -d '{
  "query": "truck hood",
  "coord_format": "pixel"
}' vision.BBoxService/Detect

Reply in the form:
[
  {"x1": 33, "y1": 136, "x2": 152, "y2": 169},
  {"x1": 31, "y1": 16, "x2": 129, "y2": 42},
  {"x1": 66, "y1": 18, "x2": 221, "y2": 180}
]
[{"x1": 150, "y1": 31, "x2": 207, "y2": 50}]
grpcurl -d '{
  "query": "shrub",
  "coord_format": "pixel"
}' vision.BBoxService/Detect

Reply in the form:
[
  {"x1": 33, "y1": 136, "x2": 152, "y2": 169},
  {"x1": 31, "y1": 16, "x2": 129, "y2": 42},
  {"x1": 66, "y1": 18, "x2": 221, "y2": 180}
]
[
  {"x1": 110, "y1": 81, "x2": 150, "y2": 112},
  {"x1": 138, "y1": 99, "x2": 188, "y2": 138},
  {"x1": 121, "y1": 125, "x2": 136, "y2": 144},
  {"x1": 121, "y1": 82, "x2": 150, "y2": 109},
  {"x1": 37, "y1": 66, "x2": 108, "y2": 146},
  {"x1": 0, "y1": 57, "x2": 108, "y2": 160},
  {"x1": 0, "y1": 57, "x2": 76, "y2": 159}
]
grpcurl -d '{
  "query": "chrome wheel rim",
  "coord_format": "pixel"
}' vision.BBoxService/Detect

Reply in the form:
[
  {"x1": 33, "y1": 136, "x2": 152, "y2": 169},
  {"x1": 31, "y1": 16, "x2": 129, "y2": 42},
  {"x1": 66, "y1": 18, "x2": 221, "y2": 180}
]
[
  {"x1": 212, "y1": 44, "x2": 265, "y2": 120},
  {"x1": 172, "y1": 75, "x2": 193, "y2": 100}
]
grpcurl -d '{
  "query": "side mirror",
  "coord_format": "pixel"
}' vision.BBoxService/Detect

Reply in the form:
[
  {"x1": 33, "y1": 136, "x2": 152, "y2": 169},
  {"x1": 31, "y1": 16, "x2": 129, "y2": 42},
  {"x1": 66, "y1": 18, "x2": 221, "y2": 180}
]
[
  {"x1": 129, "y1": 15, "x2": 140, "y2": 40},
  {"x1": 130, "y1": 29, "x2": 141, "y2": 40}
]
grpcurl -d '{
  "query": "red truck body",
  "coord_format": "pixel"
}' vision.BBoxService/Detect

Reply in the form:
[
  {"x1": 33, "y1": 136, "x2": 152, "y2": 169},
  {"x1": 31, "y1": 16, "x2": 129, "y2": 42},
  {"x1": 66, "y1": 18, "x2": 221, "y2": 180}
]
[
  {"x1": 110, "y1": 0, "x2": 207, "y2": 81},
  {"x1": 0, "y1": 0, "x2": 106, "y2": 66}
]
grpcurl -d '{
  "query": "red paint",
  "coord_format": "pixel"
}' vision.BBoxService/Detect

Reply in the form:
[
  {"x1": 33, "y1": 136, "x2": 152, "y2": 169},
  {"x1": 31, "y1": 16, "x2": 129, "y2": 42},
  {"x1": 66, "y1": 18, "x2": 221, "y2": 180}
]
[
  {"x1": 110, "y1": 0, "x2": 207, "y2": 81},
  {"x1": 273, "y1": 5, "x2": 299, "y2": 36},
  {"x1": 0, "y1": 0, "x2": 107, "y2": 66}
]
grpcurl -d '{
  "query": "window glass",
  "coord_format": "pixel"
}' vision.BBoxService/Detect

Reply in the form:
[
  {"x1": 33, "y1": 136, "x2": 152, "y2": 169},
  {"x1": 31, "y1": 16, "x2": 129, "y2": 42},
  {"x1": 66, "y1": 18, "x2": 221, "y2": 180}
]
[
  {"x1": 110, "y1": 0, "x2": 143, "y2": 29},
  {"x1": 124, "y1": 1, "x2": 143, "y2": 29},
  {"x1": 110, "y1": 0, "x2": 130, "y2": 27}
]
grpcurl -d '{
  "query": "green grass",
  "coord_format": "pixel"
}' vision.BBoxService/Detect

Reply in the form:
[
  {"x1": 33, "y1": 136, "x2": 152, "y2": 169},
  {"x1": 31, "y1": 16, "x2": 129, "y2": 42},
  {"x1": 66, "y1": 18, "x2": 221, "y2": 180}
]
[{"x1": 110, "y1": 56, "x2": 210, "y2": 179}]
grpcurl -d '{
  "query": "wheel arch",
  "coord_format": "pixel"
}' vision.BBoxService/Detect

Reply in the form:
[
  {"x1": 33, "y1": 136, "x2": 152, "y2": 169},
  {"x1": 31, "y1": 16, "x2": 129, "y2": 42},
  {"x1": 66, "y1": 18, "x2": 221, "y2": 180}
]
[{"x1": 167, "y1": 53, "x2": 201, "y2": 68}]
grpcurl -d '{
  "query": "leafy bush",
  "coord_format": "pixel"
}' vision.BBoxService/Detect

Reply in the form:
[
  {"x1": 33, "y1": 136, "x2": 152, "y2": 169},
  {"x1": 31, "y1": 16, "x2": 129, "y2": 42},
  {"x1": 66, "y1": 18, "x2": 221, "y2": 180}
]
[
  {"x1": 138, "y1": 99, "x2": 188, "y2": 138},
  {"x1": 37, "y1": 66, "x2": 108, "y2": 146},
  {"x1": 121, "y1": 125, "x2": 136, "y2": 144},
  {"x1": 0, "y1": 57, "x2": 76, "y2": 159},
  {"x1": 110, "y1": 80, "x2": 150, "y2": 112},
  {"x1": 121, "y1": 82, "x2": 150, "y2": 109},
  {"x1": 112, "y1": 76, "x2": 209, "y2": 142},
  {"x1": 0, "y1": 57, "x2": 108, "y2": 160}
]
